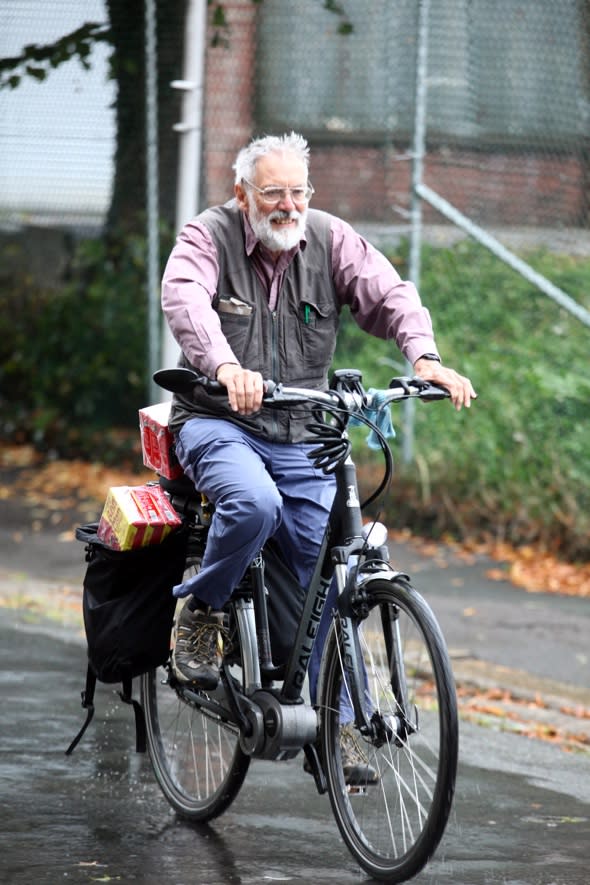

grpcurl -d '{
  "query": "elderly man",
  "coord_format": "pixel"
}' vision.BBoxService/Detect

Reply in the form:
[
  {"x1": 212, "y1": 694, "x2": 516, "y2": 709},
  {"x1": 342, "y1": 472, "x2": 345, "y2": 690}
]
[{"x1": 161, "y1": 132, "x2": 475, "y2": 778}]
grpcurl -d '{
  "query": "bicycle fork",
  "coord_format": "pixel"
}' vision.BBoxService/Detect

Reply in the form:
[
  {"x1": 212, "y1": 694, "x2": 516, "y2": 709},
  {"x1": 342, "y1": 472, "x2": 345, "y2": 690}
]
[{"x1": 335, "y1": 566, "x2": 418, "y2": 748}]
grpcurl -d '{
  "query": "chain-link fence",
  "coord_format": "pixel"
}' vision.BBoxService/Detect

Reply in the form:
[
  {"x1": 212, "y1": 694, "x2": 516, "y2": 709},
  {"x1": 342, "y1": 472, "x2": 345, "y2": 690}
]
[
  {"x1": 0, "y1": 0, "x2": 117, "y2": 227},
  {"x1": 406, "y1": 0, "x2": 590, "y2": 332},
  {"x1": 2, "y1": 1, "x2": 587, "y2": 229},
  {"x1": 1, "y1": 0, "x2": 588, "y2": 341},
  {"x1": 417, "y1": 0, "x2": 588, "y2": 228}
]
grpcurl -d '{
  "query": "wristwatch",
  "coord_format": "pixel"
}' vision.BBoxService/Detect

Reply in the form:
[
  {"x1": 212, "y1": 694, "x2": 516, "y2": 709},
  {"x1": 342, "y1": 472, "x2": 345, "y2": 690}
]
[{"x1": 416, "y1": 353, "x2": 441, "y2": 363}]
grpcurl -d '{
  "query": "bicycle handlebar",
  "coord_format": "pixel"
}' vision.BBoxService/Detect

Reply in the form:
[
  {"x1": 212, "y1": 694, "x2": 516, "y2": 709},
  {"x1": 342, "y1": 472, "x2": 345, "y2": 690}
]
[
  {"x1": 153, "y1": 368, "x2": 449, "y2": 415},
  {"x1": 153, "y1": 366, "x2": 449, "y2": 497},
  {"x1": 153, "y1": 367, "x2": 450, "y2": 413}
]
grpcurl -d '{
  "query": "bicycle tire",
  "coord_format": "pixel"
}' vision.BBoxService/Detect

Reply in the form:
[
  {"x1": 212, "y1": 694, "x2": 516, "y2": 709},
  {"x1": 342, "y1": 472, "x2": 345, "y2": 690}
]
[
  {"x1": 318, "y1": 575, "x2": 458, "y2": 882},
  {"x1": 140, "y1": 554, "x2": 250, "y2": 822}
]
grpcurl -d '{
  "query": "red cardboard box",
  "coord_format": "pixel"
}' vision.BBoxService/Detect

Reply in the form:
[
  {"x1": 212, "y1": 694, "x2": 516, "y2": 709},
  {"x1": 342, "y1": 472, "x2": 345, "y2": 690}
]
[
  {"x1": 97, "y1": 483, "x2": 182, "y2": 550},
  {"x1": 139, "y1": 401, "x2": 183, "y2": 479}
]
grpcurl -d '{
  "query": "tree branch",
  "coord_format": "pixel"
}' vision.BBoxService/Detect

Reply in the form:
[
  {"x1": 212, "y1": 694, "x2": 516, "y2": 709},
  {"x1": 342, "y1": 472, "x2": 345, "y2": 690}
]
[{"x1": 0, "y1": 22, "x2": 111, "y2": 90}]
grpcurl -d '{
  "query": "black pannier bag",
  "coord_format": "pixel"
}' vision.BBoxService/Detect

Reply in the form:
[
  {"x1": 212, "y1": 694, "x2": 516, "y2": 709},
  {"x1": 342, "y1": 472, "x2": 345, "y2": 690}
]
[{"x1": 66, "y1": 522, "x2": 187, "y2": 755}]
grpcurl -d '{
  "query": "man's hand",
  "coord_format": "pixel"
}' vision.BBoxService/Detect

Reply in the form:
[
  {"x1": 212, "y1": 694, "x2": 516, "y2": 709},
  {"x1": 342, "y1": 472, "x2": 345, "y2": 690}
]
[
  {"x1": 216, "y1": 363, "x2": 264, "y2": 415},
  {"x1": 412, "y1": 358, "x2": 477, "y2": 411}
]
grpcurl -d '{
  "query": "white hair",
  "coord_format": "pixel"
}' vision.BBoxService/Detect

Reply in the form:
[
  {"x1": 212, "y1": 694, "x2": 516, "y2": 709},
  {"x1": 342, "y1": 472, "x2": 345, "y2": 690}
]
[{"x1": 233, "y1": 132, "x2": 310, "y2": 184}]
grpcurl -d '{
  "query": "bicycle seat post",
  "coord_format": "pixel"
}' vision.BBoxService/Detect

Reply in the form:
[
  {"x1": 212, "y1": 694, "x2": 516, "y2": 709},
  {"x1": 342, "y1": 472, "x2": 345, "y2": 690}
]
[{"x1": 250, "y1": 553, "x2": 276, "y2": 673}]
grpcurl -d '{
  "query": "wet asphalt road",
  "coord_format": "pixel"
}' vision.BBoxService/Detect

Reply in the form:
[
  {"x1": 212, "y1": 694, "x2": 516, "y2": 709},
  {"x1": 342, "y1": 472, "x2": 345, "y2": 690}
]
[
  {"x1": 1, "y1": 602, "x2": 589, "y2": 885},
  {"x1": 1, "y1": 499, "x2": 589, "y2": 884}
]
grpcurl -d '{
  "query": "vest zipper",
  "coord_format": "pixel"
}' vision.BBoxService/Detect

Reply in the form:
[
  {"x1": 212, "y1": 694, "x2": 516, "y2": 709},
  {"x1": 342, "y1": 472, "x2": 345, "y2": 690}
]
[{"x1": 270, "y1": 309, "x2": 279, "y2": 436}]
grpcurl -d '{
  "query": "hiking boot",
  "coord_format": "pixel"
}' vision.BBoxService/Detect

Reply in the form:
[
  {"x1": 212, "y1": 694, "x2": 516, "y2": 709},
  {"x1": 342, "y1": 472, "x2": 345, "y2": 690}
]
[
  {"x1": 172, "y1": 601, "x2": 226, "y2": 689},
  {"x1": 303, "y1": 724, "x2": 379, "y2": 786},
  {"x1": 340, "y1": 723, "x2": 379, "y2": 786}
]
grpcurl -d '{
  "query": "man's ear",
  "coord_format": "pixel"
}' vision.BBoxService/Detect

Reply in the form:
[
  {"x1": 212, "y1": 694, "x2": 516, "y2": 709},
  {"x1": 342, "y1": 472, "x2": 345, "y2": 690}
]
[{"x1": 235, "y1": 182, "x2": 248, "y2": 212}]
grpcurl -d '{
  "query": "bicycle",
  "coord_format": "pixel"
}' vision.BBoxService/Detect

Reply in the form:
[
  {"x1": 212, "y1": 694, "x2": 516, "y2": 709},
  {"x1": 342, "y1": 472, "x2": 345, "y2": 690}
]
[{"x1": 140, "y1": 367, "x2": 459, "y2": 883}]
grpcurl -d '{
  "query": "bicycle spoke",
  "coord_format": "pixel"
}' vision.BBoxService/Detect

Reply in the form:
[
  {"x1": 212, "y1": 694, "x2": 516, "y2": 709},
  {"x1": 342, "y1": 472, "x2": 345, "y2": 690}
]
[
  {"x1": 140, "y1": 583, "x2": 250, "y2": 822},
  {"x1": 319, "y1": 577, "x2": 458, "y2": 882}
]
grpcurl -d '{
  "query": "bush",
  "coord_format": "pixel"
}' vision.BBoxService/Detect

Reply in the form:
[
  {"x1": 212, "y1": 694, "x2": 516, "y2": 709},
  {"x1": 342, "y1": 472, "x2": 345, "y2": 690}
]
[
  {"x1": 0, "y1": 231, "x2": 168, "y2": 461},
  {"x1": 334, "y1": 240, "x2": 590, "y2": 560},
  {"x1": 2, "y1": 232, "x2": 589, "y2": 558}
]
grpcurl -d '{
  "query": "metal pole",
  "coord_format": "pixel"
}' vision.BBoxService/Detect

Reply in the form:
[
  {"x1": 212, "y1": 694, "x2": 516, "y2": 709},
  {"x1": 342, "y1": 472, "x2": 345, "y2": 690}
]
[
  {"x1": 404, "y1": 0, "x2": 430, "y2": 463},
  {"x1": 161, "y1": 0, "x2": 208, "y2": 377},
  {"x1": 145, "y1": 0, "x2": 160, "y2": 403},
  {"x1": 417, "y1": 182, "x2": 590, "y2": 328}
]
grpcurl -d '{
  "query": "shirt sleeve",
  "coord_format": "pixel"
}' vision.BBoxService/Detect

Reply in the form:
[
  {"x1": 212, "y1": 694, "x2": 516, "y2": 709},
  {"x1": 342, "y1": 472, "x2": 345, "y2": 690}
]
[
  {"x1": 329, "y1": 216, "x2": 439, "y2": 366},
  {"x1": 161, "y1": 220, "x2": 239, "y2": 378}
]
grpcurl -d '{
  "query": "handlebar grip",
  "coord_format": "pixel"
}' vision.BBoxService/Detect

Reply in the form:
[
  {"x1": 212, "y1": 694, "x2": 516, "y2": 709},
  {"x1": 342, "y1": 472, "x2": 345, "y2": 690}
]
[
  {"x1": 388, "y1": 376, "x2": 450, "y2": 401},
  {"x1": 417, "y1": 382, "x2": 450, "y2": 401},
  {"x1": 154, "y1": 367, "x2": 277, "y2": 398},
  {"x1": 205, "y1": 377, "x2": 276, "y2": 397}
]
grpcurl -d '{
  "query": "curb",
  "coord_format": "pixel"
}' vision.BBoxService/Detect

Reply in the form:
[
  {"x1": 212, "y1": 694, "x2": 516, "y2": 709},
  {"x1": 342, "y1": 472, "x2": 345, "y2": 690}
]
[
  {"x1": 452, "y1": 655, "x2": 590, "y2": 752},
  {"x1": 0, "y1": 569, "x2": 84, "y2": 634}
]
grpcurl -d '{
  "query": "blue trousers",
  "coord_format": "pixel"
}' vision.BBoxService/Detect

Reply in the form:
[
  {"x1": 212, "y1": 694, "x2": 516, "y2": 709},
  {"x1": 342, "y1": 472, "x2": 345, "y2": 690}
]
[{"x1": 174, "y1": 418, "x2": 339, "y2": 706}]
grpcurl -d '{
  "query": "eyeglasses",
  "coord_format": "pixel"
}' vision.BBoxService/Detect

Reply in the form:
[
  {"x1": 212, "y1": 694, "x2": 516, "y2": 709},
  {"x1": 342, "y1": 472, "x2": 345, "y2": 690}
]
[{"x1": 242, "y1": 179, "x2": 315, "y2": 205}]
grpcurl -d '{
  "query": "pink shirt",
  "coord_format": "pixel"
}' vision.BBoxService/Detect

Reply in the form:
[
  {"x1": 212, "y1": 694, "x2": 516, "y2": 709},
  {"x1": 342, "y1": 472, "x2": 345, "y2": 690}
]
[{"x1": 161, "y1": 210, "x2": 438, "y2": 380}]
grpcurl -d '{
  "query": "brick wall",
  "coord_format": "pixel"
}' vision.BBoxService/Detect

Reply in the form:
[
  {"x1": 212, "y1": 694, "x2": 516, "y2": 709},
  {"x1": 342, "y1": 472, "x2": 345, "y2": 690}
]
[
  {"x1": 203, "y1": 1, "x2": 258, "y2": 206},
  {"x1": 202, "y1": 4, "x2": 587, "y2": 228}
]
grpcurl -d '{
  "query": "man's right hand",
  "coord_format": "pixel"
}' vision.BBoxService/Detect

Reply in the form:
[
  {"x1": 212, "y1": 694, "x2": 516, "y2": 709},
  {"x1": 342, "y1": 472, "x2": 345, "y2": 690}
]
[{"x1": 216, "y1": 363, "x2": 264, "y2": 415}]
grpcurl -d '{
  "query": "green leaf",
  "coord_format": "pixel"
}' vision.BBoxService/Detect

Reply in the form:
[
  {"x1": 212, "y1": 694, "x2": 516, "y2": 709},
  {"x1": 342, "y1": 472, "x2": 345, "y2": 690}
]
[
  {"x1": 323, "y1": 0, "x2": 346, "y2": 12},
  {"x1": 0, "y1": 21, "x2": 110, "y2": 91},
  {"x1": 25, "y1": 65, "x2": 47, "y2": 81},
  {"x1": 212, "y1": 5, "x2": 227, "y2": 27}
]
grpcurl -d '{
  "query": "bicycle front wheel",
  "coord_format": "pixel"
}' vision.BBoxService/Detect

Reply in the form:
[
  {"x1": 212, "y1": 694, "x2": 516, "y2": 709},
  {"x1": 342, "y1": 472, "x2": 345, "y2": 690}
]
[{"x1": 318, "y1": 576, "x2": 458, "y2": 882}]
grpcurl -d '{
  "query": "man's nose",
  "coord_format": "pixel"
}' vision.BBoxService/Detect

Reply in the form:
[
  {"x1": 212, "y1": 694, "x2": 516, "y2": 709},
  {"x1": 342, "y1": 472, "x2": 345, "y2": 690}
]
[{"x1": 277, "y1": 190, "x2": 296, "y2": 210}]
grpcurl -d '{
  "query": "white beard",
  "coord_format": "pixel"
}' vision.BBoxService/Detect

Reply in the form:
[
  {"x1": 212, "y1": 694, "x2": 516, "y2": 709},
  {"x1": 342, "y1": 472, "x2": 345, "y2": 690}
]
[{"x1": 247, "y1": 196, "x2": 307, "y2": 252}]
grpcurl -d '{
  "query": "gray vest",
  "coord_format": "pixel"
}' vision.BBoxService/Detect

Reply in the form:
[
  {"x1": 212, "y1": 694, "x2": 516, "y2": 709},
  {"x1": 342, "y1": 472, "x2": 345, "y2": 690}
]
[{"x1": 169, "y1": 204, "x2": 340, "y2": 443}]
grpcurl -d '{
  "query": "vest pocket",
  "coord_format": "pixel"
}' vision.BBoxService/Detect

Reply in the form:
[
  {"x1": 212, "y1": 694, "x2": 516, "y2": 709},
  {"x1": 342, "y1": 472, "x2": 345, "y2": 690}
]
[
  {"x1": 217, "y1": 297, "x2": 255, "y2": 356},
  {"x1": 294, "y1": 300, "x2": 338, "y2": 369},
  {"x1": 217, "y1": 296, "x2": 253, "y2": 317}
]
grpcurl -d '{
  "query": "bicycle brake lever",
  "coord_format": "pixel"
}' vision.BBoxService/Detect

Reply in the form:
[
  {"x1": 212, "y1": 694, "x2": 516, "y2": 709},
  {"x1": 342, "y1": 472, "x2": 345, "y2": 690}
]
[
  {"x1": 388, "y1": 375, "x2": 450, "y2": 400},
  {"x1": 388, "y1": 376, "x2": 414, "y2": 394}
]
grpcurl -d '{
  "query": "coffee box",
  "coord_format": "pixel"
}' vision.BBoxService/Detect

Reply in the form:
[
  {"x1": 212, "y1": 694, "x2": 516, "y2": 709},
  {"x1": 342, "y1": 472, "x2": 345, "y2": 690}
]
[
  {"x1": 97, "y1": 483, "x2": 182, "y2": 550},
  {"x1": 139, "y1": 401, "x2": 183, "y2": 479}
]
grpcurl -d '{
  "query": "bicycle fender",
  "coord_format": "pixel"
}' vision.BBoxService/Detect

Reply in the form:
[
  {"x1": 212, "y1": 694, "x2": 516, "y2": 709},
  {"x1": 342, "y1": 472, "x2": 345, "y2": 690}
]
[{"x1": 339, "y1": 565, "x2": 410, "y2": 619}]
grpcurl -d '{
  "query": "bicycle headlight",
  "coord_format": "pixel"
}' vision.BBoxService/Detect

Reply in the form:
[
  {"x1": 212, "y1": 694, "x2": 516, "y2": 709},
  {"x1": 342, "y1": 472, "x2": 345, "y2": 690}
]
[{"x1": 362, "y1": 521, "x2": 388, "y2": 549}]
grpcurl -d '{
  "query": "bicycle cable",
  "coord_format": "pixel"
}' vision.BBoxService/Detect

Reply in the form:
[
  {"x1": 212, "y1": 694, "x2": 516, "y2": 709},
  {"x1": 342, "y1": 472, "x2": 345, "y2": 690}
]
[{"x1": 303, "y1": 403, "x2": 393, "y2": 509}]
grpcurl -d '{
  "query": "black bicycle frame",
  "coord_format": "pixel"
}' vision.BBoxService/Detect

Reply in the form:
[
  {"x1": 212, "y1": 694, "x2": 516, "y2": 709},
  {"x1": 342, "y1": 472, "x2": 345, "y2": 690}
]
[{"x1": 278, "y1": 449, "x2": 373, "y2": 735}]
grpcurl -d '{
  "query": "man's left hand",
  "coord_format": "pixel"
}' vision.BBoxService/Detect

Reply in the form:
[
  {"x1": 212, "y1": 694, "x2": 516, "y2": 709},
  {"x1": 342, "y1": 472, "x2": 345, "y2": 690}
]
[{"x1": 412, "y1": 358, "x2": 477, "y2": 411}]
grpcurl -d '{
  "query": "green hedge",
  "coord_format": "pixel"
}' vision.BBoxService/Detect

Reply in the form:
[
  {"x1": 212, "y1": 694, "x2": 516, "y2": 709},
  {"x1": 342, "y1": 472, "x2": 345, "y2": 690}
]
[
  {"x1": 0, "y1": 233, "x2": 160, "y2": 460},
  {"x1": 2, "y1": 233, "x2": 589, "y2": 557},
  {"x1": 335, "y1": 240, "x2": 590, "y2": 559}
]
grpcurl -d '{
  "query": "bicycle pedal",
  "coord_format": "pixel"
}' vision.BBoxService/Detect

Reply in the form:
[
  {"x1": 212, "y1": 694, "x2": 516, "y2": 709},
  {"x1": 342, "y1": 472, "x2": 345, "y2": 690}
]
[
  {"x1": 347, "y1": 785, "x2": 368, "y2": 797},
  {"x1": 303, "y1": 743, "x2": 327, "y2": 794}
]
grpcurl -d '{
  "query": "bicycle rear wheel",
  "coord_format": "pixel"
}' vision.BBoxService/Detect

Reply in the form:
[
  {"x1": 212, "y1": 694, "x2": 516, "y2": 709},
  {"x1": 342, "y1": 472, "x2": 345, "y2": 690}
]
[
  {"x1": 140, "y1": 660, "x2": 249, "y2": 821},
  {"x1": 140, "y1": 552, "x2": 250, "y2": 822},
  {"x1": 318, "y1": 576, "x2": 458, "y2": 882}
]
